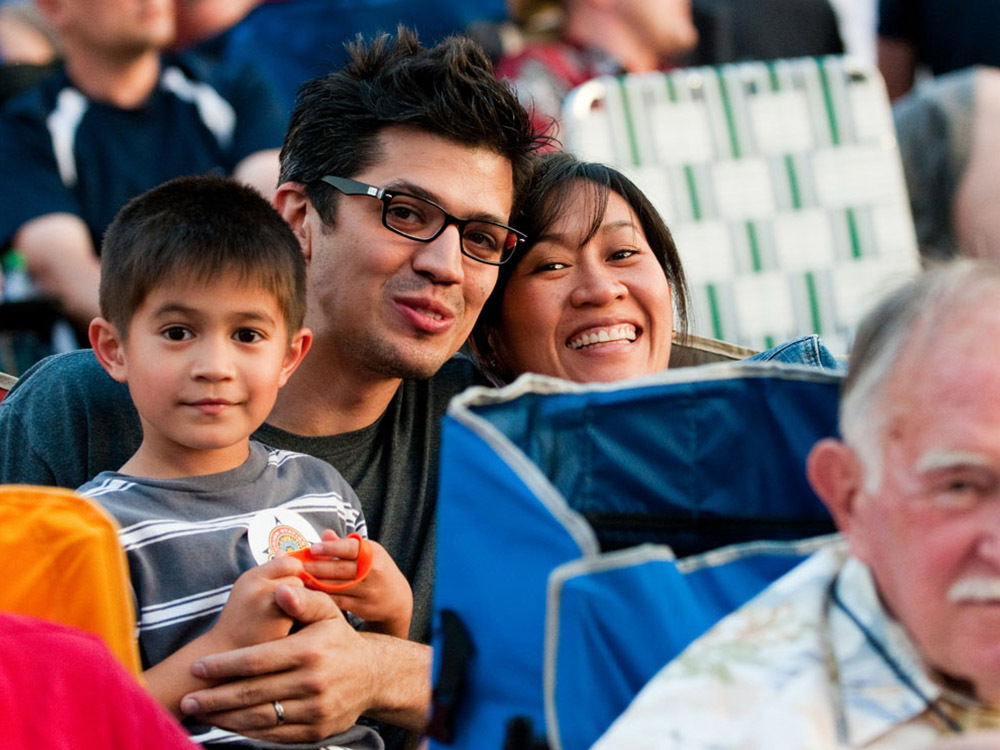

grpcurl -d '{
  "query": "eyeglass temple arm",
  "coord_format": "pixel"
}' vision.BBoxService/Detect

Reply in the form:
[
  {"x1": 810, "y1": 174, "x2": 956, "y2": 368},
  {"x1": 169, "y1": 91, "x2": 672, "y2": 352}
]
[{"x1": 320, "y1": 175, "x2": 383, "y2": 198}]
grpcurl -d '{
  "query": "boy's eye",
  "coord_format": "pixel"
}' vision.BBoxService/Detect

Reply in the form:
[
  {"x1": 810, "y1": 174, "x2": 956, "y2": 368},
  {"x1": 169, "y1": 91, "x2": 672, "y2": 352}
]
[
  {"x1": 233, "y1": 329, "x2": 263, "y2": 344},
  {"x1": 162, "y1": 326, "x2": 191, "y2": 342}
]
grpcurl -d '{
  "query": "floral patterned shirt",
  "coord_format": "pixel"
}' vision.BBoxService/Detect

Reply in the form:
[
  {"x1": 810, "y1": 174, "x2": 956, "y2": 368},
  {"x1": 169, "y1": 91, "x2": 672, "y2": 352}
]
[{"x1": 593, "y1": 540, "x2": 1000, "y2": 749}]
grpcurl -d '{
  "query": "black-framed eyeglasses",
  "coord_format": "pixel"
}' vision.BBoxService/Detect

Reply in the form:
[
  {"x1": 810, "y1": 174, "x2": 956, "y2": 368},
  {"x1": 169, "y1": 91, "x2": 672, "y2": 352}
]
[{"x1": 320, "y1": 175, "x2": 525, "y2": 266}]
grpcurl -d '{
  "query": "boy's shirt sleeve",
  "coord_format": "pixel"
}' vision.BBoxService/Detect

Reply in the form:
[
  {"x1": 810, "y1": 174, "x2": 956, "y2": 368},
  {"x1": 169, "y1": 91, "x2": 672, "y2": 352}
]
[{"x1": 343, "y1": 481, "x2": 368, "y2": 540}]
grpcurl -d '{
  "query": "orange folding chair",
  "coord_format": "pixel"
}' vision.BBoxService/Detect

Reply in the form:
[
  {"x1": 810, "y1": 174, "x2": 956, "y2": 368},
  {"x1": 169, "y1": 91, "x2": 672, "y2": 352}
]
[{"x1": 0, "y1": 484, "x2": 141, "y2": 676}]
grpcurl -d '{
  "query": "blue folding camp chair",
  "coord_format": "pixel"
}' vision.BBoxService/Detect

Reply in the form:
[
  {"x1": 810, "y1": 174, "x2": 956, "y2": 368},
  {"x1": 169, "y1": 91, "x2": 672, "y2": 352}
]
[{"x1": 429, "y1": 361, "x2": 842, "y2": 750}]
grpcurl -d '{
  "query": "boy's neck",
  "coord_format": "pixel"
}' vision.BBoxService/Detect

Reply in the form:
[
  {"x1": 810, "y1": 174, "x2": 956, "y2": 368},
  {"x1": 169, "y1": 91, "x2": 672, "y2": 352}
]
[{"x1": 118, "y1": 439, "x2": 252, "y2": 480}]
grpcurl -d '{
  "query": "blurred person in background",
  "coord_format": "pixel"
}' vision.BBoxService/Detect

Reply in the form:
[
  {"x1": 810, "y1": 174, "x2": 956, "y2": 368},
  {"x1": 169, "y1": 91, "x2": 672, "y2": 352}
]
[
  {"x1": 0, "y1": 0, "x2": 284, "y2": 330},
  {"x1": 494, "y1": 0, "x2": 698, "y2": 137},
  {"x1": 877, "y1": 0, "x2": 1000, "y2": 100},
  {"x1": 172, "y1": 0, "x2": 508, "y2": 117},
  {"x1": 0, "y1": 1, "x2": 59, "y2": 64},
  {"x1": 878, "y1": 1, "x2": 1000, "y2": 263}
]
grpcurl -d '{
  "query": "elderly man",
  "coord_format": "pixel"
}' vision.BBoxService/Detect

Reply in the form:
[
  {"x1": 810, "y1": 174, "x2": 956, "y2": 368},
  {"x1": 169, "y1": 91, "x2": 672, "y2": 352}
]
[{"x1": 594, "y1": 260, "x2": 1000, "y2": 747}]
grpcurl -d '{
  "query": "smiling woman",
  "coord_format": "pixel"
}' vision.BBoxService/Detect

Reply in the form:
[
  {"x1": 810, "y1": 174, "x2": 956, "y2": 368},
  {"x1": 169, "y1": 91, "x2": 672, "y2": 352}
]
[{"x1": 470, "y1": 152, "x2": 690, "y2": 384}]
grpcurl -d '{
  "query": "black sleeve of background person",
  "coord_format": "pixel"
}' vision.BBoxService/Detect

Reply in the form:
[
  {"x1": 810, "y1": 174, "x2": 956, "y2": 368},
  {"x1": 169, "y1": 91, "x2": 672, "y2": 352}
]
[
  {"x1": 687, "y1": 0, "x2": 843, "y2": 64},
  {"x1": 881, "y1": 0, "x2": 1000, "y2": 77}
]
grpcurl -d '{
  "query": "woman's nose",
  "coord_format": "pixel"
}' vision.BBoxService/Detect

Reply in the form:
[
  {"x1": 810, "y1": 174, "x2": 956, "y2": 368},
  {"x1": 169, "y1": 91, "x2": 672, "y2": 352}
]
[{"x1": 569, "y1": 264, "x2": 627, "y2": 307}]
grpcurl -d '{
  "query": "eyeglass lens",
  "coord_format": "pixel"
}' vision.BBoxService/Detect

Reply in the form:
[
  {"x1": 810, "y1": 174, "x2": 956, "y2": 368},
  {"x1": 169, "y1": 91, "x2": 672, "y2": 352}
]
[{"x1": 384, "y1": 194, "x2": 516, "y2": 263}]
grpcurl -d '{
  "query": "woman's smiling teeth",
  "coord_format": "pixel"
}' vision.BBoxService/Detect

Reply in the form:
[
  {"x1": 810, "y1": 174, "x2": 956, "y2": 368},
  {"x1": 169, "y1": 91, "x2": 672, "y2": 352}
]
[{"x1": 567, "y1": 324, "x2": 637, "y2": 350}]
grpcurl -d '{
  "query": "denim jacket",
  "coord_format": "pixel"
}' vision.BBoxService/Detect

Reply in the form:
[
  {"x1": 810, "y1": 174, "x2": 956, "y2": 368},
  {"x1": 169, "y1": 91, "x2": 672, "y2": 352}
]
[{"x1": 748, "y1": 334, "x2": 844, "y2": 371}]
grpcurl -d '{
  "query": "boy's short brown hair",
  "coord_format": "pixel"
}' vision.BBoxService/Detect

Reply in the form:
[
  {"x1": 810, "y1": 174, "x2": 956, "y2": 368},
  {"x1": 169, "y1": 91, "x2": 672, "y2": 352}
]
[{"x1": 99, "y1": 175, "x2": 306, "y2": 335}]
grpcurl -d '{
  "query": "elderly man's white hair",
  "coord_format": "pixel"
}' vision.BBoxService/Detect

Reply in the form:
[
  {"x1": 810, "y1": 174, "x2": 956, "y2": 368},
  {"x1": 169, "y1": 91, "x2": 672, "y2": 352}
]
[{"x1": 841, "y1": 260, "x2": 1000, "y2": 491}]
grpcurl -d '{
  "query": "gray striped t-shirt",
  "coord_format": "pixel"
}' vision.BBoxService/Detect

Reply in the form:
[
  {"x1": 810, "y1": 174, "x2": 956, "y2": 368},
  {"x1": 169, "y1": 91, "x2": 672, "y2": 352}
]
[{"x1": 78, "y1": 440, "x2": 383, "y2": 750}]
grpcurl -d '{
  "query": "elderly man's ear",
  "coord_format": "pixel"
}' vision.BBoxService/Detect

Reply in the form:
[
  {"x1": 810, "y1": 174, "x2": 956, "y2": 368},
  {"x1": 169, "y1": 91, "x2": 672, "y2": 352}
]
[
  {"x1": 807, "y1": 438, "x2": 866, "y2": 539},
  {"x1": 809, "y1": 439, "x2": 883, "y2": 567}
]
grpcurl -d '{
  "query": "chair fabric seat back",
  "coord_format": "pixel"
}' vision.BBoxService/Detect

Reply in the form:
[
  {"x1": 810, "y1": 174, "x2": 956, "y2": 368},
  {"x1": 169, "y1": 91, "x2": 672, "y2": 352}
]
[
  {"x1": 430, "y1": 362, "x2": 841, "y2": 749},
  {"x1": 562, "y1": 57, "x2": 921, "y2": 354},
  {"x1": 0, "y1": 484, "x2": 141, "y2": 676}
]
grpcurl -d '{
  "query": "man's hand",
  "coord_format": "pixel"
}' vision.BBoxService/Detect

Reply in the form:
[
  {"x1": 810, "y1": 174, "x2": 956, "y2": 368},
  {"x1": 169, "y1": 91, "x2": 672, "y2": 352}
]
[
  {"x1": 302, "y1": 530, "x2": 414, "y2": 638},
  {"x1": 212, "y1": 556, "x2": 304, "y2": 650},
  {"x1": 178, "y1": 583, "x2": 432, "y2": 742},
  {"x1": 142, "y1": 556, "x2": 304, "y2": 717}
]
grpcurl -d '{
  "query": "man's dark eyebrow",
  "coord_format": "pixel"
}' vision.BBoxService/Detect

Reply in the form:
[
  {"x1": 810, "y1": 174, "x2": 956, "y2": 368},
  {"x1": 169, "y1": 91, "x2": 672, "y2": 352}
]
[{"x1": 383, "y1": 179, "x2": 509, "y2": 225}]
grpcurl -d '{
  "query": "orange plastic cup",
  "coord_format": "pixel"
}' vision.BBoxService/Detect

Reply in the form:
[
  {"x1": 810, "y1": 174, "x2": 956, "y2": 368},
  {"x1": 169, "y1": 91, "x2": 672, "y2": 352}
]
[{"x1": 288, "y1": 532, "x2": 374, "y2": 592}]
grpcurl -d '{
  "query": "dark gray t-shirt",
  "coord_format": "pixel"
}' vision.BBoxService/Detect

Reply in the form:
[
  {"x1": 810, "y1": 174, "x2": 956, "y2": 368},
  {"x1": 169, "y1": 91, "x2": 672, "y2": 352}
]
[{"x1": 0, "y1": 349, "x2": 481, "y2": 641}]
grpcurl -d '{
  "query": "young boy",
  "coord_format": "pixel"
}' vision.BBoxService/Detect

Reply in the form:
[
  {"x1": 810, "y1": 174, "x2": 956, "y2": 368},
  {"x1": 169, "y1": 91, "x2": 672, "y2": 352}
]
[{"x1": 77, "y1": 175, "x2": 410, "y2": 750}]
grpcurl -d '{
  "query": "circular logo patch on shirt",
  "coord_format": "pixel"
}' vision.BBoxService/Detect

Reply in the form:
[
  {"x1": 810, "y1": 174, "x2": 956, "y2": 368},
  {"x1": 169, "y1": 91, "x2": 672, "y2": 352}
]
[{"x1": 247, "y1": 508, "x2": 321, "y2": 565}]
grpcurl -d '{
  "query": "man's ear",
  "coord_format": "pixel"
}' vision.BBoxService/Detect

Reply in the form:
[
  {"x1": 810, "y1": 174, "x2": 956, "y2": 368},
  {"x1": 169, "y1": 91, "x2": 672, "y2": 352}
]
[
  {"x1": 89, "y1": 317, "x2": 129, "y2": 383},
  {"x1": 275, "y1": 182, "x2": 312, "y2": 263},
  {"x1": 278, "y1": 328, "x2": 313, "y2": 387},
  {"x1": 807, "y1": 437, "x2": 869, "y2": 540}
]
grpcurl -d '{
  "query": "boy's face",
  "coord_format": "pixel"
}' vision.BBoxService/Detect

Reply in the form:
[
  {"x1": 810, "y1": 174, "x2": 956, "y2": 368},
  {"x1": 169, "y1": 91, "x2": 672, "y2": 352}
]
[{"x1": 92, "y1": 273, "x2": 310, "y2": 476}]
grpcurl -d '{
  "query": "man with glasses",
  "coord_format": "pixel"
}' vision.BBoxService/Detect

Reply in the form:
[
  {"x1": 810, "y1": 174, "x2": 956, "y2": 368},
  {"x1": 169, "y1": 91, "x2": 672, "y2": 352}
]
[{"x1": 0, "y1": 28, "x2": 543, "y2": 747}]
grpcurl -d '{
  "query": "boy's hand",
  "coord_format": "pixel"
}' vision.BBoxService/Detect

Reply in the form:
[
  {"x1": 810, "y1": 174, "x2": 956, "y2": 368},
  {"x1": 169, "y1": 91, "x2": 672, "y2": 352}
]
[
  {"x1": 144, "y1": 555, "x2": 308, "y2": 717},
  {"x1": 211, "y1": 555, "x2": 306, "y2": 651},
  {"x1": 302, "y1": 530, "x2": 413, "y2": 638}
]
